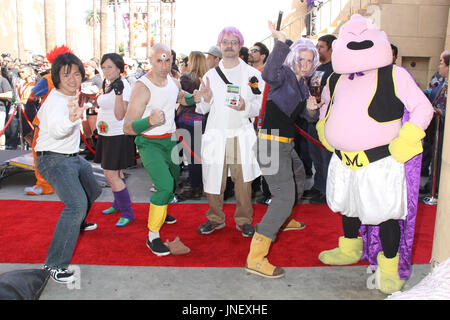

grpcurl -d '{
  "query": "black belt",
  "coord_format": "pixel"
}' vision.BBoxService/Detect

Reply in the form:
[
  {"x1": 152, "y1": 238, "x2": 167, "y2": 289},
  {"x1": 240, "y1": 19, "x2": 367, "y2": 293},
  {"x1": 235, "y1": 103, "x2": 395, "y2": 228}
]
[
  {"x1": 36, "y1": 151, "x2": 79, "y2": 157},
  {"x1": 335, "y1": 144, "x2": 390, "y2": 170}
]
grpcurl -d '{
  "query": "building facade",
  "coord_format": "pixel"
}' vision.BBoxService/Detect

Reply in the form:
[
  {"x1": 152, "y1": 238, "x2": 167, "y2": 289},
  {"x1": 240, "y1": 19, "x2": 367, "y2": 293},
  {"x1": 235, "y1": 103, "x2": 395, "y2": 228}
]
[{"x1": 261, "y1": 0, "x2": 450, "y2": 89}]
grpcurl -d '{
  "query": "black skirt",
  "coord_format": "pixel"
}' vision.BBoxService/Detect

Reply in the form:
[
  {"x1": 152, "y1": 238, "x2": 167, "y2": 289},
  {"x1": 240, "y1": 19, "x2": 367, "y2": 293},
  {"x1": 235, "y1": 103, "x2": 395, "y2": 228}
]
[{"x1": 94, "y1": 134, "x2": 136, "y2": 170}]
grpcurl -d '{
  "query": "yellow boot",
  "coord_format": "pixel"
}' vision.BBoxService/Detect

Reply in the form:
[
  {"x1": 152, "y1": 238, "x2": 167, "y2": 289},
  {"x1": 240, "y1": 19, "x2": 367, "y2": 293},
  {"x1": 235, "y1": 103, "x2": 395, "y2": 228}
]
[
  {"x1": 148, "y1": 203, "x2": 168, "y2": 232},
  {"x1": 375, "y1": 252, "x2": 405, "y2": 294},
  {"x1": 318, "y1": 236, "x2": 363, "y2": 265},
  {"x1": 245, "y1": 232, "x2": 285, "y2": 279}
]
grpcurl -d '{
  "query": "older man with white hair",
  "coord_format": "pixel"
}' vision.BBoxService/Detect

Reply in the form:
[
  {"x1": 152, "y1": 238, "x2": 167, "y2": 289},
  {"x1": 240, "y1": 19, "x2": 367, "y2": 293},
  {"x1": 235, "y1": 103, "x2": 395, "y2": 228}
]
[{"x1": 123, "y1": 43, "x2": 200, "y2": 256}]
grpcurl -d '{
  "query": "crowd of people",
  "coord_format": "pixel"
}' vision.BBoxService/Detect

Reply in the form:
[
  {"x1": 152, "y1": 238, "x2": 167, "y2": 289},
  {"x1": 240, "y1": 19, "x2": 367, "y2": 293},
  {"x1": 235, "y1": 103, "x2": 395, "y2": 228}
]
[
  {"x1": 0, "y1": 17, "x2": 447, "y2": 293},
  {"x1": 2, "y1": 40, "x2": 446, "y2": 205}
]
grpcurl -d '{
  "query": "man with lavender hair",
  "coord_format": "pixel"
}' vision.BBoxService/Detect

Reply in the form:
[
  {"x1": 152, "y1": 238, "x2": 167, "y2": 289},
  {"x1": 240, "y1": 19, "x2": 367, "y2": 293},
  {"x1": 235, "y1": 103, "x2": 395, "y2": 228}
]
[{"x1": 194, "y1": 26, "x2": 265, "y2": 238}]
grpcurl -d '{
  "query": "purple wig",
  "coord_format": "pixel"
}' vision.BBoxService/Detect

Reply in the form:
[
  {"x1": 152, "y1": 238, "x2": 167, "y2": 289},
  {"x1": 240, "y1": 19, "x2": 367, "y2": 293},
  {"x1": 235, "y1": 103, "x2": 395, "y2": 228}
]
[
  {"x1": 284, "y1": 38, "x2": 319, "y2": 77},
  {"x1": 217, "y1": 26, "x2": 244, "y2": 47}
]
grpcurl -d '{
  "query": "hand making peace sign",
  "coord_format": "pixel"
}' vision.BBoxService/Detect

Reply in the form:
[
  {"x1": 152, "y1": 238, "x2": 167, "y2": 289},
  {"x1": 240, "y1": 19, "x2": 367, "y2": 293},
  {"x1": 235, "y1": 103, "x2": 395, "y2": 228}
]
[
  {"x1": 67, "y1": 90, "x2": 88, "y2": 123},
  {"x1": 194, "y1": 76, "x2": 213, "y2": 103}
]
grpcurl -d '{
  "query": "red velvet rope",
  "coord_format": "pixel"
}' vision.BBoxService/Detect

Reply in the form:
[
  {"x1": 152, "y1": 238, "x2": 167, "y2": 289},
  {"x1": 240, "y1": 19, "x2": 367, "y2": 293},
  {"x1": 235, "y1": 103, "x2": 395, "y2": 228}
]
[
  {"x1": 79, "y1": 130, "x2": 142, "y2": 160},
  {"x1": 20, "y1": 107, "x2": 34, "y2": 130},
  {"x1": 294, "y1": 124, "x2": 327, "y2": 150},
  {"x1": 79, "y1": 130, "x2": 96, "y2": 154},
  {"x1": 77, "y1": 125, "x2": 325, "y2": 165},
  {"x1": 0, "y1": 108, "x2": 17, "y2": 136},
  {"x1": 175, "y1": 129, "x2": 202, "y2": 164}
]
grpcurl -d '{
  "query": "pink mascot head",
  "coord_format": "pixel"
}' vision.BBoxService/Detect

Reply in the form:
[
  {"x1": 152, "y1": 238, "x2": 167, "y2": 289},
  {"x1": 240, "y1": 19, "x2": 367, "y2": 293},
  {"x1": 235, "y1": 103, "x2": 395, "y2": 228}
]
[{"x1": 332, "y1": 14, "x2": 392, "y2": 74}]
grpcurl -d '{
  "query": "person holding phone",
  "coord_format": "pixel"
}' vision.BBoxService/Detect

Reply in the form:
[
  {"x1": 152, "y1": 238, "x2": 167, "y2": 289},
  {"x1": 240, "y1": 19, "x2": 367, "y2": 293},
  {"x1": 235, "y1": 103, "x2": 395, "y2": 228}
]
[
  {"x1": 194, "y1": 26, "x2": 265, "y2": 238},
  {"x1": 35, "y1": 52, "x2": 102, "y2": 283}
]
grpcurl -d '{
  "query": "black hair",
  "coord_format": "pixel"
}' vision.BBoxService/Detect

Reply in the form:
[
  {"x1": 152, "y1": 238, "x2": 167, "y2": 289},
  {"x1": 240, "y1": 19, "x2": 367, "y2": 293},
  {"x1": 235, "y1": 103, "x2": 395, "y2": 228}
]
[
  {"x1": 239, "y1": 47, "x2": 249, "y2": 63},
  {"x1": 101, "y1": 53, "x2": 125, "y2": 73},
  {"x1": 390, "y1": 44, "x2": 398, "y2": 58},
  {"x1": 253, "y1": 42, "x2": 270, "y2": 63},
  {"x1": 51, "y1": 52, "x2": 86, "y2": 89},
  {"x1": 318, "y1": 34, "x2": 337, "y2": 50},
  {"x1": 171, "y1": 49, "x2": 177, "y2": 61}
]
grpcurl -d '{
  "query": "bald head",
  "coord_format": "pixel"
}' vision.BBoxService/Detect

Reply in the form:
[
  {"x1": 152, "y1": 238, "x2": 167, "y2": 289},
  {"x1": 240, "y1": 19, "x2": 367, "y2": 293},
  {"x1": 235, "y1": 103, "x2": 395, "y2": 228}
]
[
  {"x1": 149, "y1": 43, "x2": 172, "y2": 79},
  {"x1": 149, "y1": 43, "x2": 171, "y2": 58}
]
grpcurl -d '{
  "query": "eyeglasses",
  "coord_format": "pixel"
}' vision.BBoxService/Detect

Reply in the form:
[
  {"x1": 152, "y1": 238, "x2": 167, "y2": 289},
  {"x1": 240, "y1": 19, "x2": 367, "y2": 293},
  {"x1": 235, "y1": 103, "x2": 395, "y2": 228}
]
[
  {"x1": 249, "y1": 48, "x2": 260, "y2": 54},
  {"x1": 221, "y1": 39, "x2": 240, "y2": 46}
]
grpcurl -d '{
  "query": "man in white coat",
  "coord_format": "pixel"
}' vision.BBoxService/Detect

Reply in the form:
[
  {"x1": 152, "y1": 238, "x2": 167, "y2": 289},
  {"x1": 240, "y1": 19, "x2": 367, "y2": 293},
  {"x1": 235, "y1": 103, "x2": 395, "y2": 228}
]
[{"x1": 195, "y1": 26, "x2": 264, "y2": 237}]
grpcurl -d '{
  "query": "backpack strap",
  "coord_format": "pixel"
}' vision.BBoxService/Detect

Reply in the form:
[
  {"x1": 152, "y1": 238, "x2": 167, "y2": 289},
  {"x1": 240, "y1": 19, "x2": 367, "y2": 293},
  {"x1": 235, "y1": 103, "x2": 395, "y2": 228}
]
[
  {"x1": 215, "y1": 66, "x2": 252, "y2": 123},
  {"x1": 215, "y1": 66, "x2": 232, "y2": 85}
]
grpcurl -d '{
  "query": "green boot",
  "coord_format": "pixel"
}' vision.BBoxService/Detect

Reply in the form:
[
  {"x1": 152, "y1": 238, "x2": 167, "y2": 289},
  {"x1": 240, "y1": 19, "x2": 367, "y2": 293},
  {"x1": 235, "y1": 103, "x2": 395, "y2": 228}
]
[
  {"x1": 318, "y1": 236, "x2": 363, "y2": 265},
  {"x1": 102, "y1": 206, "x2": 119, "y2": 215}
]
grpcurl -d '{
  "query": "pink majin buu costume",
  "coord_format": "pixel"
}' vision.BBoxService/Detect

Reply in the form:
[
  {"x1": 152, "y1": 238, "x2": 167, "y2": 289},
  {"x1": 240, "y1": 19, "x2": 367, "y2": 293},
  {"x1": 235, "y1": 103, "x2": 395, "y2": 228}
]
[{"x1": 316, "y1": 14, "x2": 434, "y2": 294}]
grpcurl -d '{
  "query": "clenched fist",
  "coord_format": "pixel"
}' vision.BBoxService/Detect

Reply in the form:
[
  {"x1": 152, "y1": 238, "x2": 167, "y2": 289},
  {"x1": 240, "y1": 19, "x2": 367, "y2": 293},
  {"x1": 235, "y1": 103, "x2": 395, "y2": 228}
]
[
  {"x1": 149, "y1": 108, "x2": 165, "y2": 126},
  {"x1": 110, "y1": 77, "x2": 124, "y2": 95}
]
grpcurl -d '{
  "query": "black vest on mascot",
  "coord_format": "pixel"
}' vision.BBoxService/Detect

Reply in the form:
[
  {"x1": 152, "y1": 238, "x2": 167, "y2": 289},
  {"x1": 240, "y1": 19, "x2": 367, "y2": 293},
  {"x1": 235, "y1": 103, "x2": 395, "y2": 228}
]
[{"x1": 324, "y1": 64, "x2": 405, "y2": 123}]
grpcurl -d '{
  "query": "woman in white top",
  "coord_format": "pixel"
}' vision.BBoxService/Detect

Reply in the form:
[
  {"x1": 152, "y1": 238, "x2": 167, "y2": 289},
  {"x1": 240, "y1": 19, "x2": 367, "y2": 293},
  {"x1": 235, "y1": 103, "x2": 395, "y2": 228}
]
[{"x1": 94, "y1": 53, "x2": 136, "y2": 227}]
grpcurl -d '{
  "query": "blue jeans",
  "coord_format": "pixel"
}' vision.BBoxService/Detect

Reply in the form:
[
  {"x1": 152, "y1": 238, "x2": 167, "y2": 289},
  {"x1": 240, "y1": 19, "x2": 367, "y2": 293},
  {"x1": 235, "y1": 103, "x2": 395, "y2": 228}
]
[
  {"x1": 36, "y1": 154, "x2": 102, "y2": 269},
  {"x1": 307, "y1": 122, "x2": 332, "y2": 194}
]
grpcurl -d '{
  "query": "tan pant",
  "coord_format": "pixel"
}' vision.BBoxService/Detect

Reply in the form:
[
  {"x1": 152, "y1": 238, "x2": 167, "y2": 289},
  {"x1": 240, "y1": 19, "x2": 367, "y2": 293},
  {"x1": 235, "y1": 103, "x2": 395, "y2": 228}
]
[{"x1": 205, "y1": 137, "x2": 253, "y2": 226}]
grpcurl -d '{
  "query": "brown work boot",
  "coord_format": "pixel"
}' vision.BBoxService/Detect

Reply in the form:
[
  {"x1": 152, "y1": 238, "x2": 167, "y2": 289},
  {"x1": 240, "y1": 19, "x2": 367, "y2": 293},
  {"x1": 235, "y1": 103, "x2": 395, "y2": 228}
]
[{"x1": 245, "y1": 232, "x2": 285, "y2": 279}]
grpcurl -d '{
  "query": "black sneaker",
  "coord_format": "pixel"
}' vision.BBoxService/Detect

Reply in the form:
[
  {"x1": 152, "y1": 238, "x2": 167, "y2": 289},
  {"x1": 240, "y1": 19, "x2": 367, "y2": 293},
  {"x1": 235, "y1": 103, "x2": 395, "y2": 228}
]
[
  {"x1": 301, "y1": 187, "x2": 321, "y2": 200},
  {"x1": 165, "y1": 214, "x2": 177, "y2": 224},
  {"x1": 44, "y1": 265, "x2": 75, "y2": 284},
  {"x1": 146, "y1": 237, "x2": 171, "y2": 256},
  {"x1": 236, "y1": 223, "x2": 255, "y2": 237},
  {"x1": 197, "y1": 220, "x2": 225, "y2": 235},
  {"x1": 308, "y1": 192, "x2": 327, "y2": 204},
  {"x1": 256, "y1": 195, "x2": 271, "y2": 205},
  {"x1": 80, "y1": 222, "x2": 97, "y2": 231}
]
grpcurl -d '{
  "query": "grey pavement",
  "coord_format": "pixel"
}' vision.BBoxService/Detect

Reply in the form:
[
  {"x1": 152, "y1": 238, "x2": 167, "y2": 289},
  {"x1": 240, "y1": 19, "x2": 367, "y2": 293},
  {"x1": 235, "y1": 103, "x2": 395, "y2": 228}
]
[{"x1": 0, "y1": 157, "x2": 432, "y2": 301}]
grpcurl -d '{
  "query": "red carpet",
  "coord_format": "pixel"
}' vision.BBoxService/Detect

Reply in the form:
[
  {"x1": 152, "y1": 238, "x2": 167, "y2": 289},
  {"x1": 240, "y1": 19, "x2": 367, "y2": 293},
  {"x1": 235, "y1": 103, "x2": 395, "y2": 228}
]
[{"x1": 0, "y1": 200, "x2": 436, "y2": 267}]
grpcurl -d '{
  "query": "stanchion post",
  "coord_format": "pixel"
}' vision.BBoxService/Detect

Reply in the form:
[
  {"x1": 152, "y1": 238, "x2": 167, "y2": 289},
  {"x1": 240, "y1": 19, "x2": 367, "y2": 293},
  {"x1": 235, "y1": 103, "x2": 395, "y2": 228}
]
[
  {"x1": 17, "y1": 104, "x2": 25, "y2": 150},
  {"x1": 424, "y1": 114, "x2": 440, "y2": 205},
  {"x1": 431, "y1": 93, "x2": 450, "y2": 270}
]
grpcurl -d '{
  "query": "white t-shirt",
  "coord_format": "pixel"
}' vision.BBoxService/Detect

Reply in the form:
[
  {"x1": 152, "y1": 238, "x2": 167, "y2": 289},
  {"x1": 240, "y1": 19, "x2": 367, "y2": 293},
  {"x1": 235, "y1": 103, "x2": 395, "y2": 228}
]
[
  {"x1": 222, "y1": 63, "x2": 243, "y2": 131},
  {"x1": 35, "y1": 89, "x2": 80, "y2": 154},
  {"x1": 138, "y1": 75, "x2": 178, "y2": 136},
  {"x1": 96, "y1": 78, "x2": 131, "y2": 136}
]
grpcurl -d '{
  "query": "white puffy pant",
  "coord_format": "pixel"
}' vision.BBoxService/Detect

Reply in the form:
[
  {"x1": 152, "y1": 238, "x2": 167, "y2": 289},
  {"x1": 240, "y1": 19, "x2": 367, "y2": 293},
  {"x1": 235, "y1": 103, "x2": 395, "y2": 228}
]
[{"x1": 326, "y1": 153, "x2": 407, "y2": 225}]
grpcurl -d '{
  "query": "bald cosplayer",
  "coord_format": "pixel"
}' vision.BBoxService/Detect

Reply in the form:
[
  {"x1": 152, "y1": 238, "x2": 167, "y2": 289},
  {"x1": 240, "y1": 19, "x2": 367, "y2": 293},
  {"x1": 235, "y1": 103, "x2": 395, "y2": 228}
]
[{"x1": 123, "y1": 43, "x2": 200, "y2": 256}]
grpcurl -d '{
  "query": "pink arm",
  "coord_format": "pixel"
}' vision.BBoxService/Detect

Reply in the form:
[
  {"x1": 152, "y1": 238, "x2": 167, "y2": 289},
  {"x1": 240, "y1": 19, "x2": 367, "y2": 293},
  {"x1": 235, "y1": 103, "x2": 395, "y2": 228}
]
[{"x1": 393, "y1": 66, "x2": 434, "y2": 130}]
